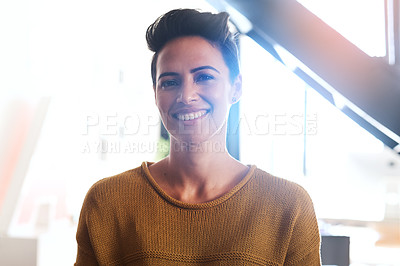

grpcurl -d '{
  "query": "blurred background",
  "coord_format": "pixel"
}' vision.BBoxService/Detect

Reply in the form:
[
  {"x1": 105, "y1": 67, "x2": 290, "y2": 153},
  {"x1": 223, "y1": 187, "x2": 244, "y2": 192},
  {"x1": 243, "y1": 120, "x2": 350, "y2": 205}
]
[{"x1": 0, "y1": 0, "x2": 399, "y2": 265}]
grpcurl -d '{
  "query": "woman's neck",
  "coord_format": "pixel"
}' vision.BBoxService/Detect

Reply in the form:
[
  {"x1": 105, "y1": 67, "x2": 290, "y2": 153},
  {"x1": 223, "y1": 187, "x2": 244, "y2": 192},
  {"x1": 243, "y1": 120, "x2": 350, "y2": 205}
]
[
  {"x1": 149, "y1": 139, "x2": 248, "y2": 203},
  {"x1": 170, "y1": 144, "x2": 228, "y2": 178}
]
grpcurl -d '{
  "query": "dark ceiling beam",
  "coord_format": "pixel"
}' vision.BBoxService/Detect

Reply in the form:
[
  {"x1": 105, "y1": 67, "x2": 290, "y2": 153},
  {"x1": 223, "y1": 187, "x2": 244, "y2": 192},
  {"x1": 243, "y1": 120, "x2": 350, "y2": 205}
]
[{"x1": 207, "y1": 0, "x2": 400, "y2": 152}]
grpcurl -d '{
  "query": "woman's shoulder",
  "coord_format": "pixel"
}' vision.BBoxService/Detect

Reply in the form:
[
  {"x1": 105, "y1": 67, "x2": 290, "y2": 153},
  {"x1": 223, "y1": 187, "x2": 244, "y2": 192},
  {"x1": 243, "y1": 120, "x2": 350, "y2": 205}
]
[
  {"x1": 95, "y1": 164, "x2": 143, "y2": 185},
  {"x1": 251, "y1": 167, "x2": 313, "y2": 205},
  {"x1": 84, "y1": 162, "x2": 148, "y2": 201}
]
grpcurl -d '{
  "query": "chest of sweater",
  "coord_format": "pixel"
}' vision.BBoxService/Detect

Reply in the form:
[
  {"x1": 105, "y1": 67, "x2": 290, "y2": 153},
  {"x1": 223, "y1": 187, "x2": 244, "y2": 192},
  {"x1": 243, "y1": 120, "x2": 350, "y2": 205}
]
[{"x1": 87, "y1": 185, "x2": 297, "y2": 265}]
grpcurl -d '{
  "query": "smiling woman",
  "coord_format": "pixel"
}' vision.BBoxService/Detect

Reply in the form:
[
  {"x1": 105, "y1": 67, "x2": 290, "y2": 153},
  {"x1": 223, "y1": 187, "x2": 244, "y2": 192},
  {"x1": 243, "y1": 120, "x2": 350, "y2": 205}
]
[
  {"x1": 74, "y1": 8, "x2": 321, "y2": 266},
  {"x1": 154, "y1": 36, "x2": 241, "y2": 146}
]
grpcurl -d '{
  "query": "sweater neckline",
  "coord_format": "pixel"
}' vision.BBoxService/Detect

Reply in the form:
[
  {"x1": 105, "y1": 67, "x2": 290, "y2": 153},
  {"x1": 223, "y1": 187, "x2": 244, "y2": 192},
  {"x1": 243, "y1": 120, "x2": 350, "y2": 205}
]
[{"x1": 141, "y1": 161, "x2": 257, "y2": 209}]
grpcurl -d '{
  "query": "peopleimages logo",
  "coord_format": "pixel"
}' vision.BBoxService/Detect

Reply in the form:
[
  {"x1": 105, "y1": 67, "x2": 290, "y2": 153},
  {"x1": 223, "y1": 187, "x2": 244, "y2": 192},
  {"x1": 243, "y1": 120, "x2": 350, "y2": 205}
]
[
  {"x1": 81, "y1": 112, "x2": 317, "y2": 136},
  {"x1": 228, "y1": 112, "x2": 317, "y2": 136},
  {"x1": 81, "y1": 139, "x2": 227, "y2": 154},
  {"x1": 81, "y1": 140, "x2": 169, "y2": 154},
  {"x1": 80, "y1": 112, "x2": 317, "y2": 154},
  {"x1": 82, "y1": 113, "x2": 160, "y2": 136}
]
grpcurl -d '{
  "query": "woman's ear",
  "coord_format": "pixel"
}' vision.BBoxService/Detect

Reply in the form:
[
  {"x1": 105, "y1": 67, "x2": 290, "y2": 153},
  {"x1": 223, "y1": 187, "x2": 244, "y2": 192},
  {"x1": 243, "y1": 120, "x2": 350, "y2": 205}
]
[{"x1": 231, "y1": 74, "x2": 242, "y2": 104}]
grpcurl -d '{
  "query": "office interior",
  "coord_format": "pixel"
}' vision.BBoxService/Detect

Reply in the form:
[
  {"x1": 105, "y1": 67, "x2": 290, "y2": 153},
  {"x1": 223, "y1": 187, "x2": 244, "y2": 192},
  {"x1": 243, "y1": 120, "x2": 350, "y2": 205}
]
[{"x1": 0, "y1": 0, "x2": 399, "y2": 265}]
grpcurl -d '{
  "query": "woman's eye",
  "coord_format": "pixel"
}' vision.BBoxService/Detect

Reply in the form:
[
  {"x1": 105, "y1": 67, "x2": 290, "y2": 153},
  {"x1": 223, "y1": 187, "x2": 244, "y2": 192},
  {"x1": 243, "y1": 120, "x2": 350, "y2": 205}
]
[
  {"x1": 195, "y1": 74, "x2": 215, "y2": 83},
  {"x1": 160, "y1": 80, "x2": 179, "y2": 89}
]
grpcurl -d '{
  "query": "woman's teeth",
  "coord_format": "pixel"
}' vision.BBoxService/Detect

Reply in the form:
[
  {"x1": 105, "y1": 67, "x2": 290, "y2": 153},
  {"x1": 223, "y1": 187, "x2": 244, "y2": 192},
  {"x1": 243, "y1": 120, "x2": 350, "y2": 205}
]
[{"x1": 177, "y1": 110, "x2": 207, "y2": 121}]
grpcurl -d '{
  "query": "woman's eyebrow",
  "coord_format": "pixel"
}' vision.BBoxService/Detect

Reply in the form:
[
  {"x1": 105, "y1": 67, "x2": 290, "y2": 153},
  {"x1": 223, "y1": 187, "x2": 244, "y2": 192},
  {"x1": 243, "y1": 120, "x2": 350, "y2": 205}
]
[
  {"x1": 190, "y1": 66, "x2": 220, "y2": 74},
  {"x1": 158, "y1": 72, "x2": 179, "y2": 81}
]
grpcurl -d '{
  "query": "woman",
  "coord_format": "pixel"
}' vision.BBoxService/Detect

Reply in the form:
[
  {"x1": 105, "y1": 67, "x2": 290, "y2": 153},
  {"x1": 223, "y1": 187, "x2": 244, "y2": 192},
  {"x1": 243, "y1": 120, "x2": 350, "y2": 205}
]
[{"x1": 75, "y1": 8, "x2": 321, "y2": 265}]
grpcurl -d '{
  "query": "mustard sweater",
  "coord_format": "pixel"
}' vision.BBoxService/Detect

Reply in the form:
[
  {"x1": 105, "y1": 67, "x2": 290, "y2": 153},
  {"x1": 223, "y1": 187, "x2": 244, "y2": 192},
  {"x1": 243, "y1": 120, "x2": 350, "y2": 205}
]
[{"x1": 75, "y1": 162, "x2": 321, "y2": 265}]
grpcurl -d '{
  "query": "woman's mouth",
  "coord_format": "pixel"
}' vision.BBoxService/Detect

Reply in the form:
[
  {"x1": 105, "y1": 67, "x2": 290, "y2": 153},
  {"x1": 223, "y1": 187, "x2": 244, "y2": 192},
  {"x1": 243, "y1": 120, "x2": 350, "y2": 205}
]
[{"x1": 176, "y1": 110, "x2": 208, "y2": 121}]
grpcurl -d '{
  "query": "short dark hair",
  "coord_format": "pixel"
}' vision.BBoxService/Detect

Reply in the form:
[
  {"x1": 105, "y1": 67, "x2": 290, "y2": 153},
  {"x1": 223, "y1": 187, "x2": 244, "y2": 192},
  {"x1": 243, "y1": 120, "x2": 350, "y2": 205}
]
[{"x1": 146, "y1": 8, "x2": 240, "y2": 87}]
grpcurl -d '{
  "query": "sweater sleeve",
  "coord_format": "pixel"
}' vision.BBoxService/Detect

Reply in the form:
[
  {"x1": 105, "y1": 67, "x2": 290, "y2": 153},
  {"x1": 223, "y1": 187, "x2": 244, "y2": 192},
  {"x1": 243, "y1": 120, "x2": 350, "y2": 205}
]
[
  {"x1": 74, "y1": 187, "x2": 99, "y2": 266},
  {"x1": 284, "y1": 186, "x2": 321, "y2": 266}
]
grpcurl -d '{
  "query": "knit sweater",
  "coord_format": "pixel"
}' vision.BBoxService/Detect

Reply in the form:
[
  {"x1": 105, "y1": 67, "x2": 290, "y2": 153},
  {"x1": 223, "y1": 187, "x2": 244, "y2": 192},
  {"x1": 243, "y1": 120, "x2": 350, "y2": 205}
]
[{"x1": 75, "y1": 162, "x2": 321, "y2": 265}]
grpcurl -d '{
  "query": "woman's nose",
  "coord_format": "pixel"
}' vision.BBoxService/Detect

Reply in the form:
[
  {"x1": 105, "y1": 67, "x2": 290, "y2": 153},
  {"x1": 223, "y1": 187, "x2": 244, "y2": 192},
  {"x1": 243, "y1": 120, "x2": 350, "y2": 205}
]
[{"x1": 177, "y1": 81, "x2": 199, "y2": 104}]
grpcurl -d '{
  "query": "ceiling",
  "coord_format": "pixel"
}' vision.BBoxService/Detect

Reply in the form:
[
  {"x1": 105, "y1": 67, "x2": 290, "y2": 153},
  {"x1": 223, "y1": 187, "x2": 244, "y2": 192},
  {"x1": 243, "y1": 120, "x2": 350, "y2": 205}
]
[{"x1": 207, "y1": 0, "x2": 400, "y2": 155}]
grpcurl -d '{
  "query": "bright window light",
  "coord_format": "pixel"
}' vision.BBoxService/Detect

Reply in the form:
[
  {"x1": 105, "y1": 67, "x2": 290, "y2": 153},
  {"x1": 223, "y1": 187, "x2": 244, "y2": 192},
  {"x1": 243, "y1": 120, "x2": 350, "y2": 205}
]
[{"x1": 298, "y1": 0, "x2": 386, "y2": 57}]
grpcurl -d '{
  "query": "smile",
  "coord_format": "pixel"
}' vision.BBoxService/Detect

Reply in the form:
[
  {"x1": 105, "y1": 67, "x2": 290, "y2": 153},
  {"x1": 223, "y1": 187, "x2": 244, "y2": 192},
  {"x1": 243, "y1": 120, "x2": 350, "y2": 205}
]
[{"x1": 176, "y1": 110, "x2": 207, "y2": 121}]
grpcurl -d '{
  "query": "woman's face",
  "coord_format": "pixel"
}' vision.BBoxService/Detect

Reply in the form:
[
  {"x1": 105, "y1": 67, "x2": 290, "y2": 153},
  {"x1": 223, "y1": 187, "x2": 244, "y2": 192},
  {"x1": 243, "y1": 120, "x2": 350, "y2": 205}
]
[{"x1": 154, "y1": 36, "x2": 241, "y2": 145}]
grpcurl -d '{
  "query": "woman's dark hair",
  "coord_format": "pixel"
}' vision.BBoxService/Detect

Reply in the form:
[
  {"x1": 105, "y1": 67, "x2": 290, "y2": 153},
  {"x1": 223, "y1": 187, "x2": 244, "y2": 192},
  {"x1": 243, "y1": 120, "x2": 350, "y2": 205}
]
[{"x1": 146, "y1": 8, "x2": 240, "y2": 87}]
